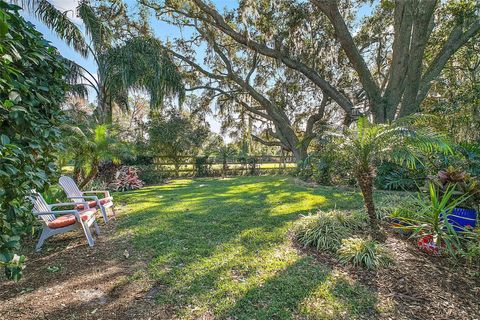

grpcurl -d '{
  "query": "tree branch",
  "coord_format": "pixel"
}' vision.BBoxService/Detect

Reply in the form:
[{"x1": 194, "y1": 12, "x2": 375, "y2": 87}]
[
  {"x1": 190, "y1": 0, "x2": 353, "y2": 115},
  {"x1": 417, "y1": 20, "x2": 480, "y2": 103},
  {"x1": 251, "y1": 134, "x2": 285, "y2": 148},
  {"x1": 311, "y1": 0, "x2": 382, "y2": 106}
]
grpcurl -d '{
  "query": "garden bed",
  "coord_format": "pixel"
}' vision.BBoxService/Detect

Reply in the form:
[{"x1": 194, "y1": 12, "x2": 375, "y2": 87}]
[{"x1": 298, "y1": 232, "x2": 480, "y2": 320}]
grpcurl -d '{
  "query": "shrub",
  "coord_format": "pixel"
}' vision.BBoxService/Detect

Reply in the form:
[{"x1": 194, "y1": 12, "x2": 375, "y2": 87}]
[
  {"x1": 195, "y1": 156, "x2": 212, "y2": 177},
  {"x1": 463, "y1": 240, "x2": 480, "y2": 277},
  {"x1": 137, "y1": 164, "x2": 169, "y2": 185},
  {"x1": 0, "y1": 3, "x2": 69, "y2": 281},
  {"x1": 375, "y1": 162, "x2": 423, "y2": 191},
  {"x1": 111, "y1": 166, "x2": 144, "y2": 191},
  {"x1": 96, "y1": 161, "x2": 121, "y2": 185},
  {"x1": 337, "y1": 237, "x2": 393, "y2": 269},
  {"x1": 375, "y1": 193, "x2": 419, "y2": 221},
  {"x1": 293, "y1": 210, "x2": 368, "y2": 252}
]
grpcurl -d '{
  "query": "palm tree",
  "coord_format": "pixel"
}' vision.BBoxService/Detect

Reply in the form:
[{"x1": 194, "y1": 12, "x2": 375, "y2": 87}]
[
  {"x1": 61, "y1": 124, "x2": 129, "y2": 188},
  {"x1": 18, "y1": 0, "x2": 184, "y2": 123},
  {"x1": 335, "y1": 116, "x2": 452, "y2": 240}
]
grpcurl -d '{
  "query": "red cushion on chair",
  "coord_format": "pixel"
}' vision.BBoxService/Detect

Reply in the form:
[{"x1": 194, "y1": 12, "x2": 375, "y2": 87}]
[
  {"x1": 76, "y1": 197, "x2": 113, "y2": 209},
  {"x1": 47, "y1": 208, "x2": 96, "y2": 229}
]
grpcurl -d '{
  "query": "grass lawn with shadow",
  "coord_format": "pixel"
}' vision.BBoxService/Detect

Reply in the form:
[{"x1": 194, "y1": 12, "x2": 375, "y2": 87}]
[{"x1": 114, "y1": 176, "x2": 379, "y2": 319}]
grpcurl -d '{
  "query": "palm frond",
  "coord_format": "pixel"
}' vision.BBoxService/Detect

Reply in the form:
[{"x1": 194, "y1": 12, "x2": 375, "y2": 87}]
[
  {"x1": 101, "y1": 36, "x2": 184, "y2": 112},
  {"x1": 15, "y1": 0, "x2": 89, "y2": 57},
  {"x1": 59, "y1": 124, "x2": 87, "y2": 138},
  {"x1": 63, "y1": 58, "x2": 85, "y2": 84},
  {"x1": 68, "y1": 84, "x2": 89, "y2": 98},
  {"x1": 76, "y1": 1, "x2": 112, "y2": 53}
]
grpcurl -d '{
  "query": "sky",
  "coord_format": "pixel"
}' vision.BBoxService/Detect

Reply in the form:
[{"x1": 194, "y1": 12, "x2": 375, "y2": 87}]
[{"x1": 20, "y1": 1, "x2": 373, "y2": 136}]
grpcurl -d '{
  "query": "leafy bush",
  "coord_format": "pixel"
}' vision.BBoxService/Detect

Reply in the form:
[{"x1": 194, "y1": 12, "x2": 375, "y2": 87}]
[
  {"x1": 298, "y1": 138, "x2": 355, "y2": 186},
  {"x1": 0, "y1": 3, "x2": 69, "y2": 280},
  {"x1": 463, "y1": 239, "x2": 480, "y2": 277},
  {"x1": 375, "y1": 193, "x2": 420, "y2": 221},
  {"x1": 293, "y1": 210, "x2": 368, "y2": 252},
  {"x1": 375, "y1": 162, "x2": 423, "y2": 191},
  {"x1": 111, "y1": 166, "x2": 144, "y2": 192},
  {"x1": 137, "y1": 164, "x2": 169, "y2": 185},
  {"x1": 195, "y1": 156, "x2": 212, "y2": 177},
  {"x1": 337, "y1": 237, "x2": 393, "y2": 269},
  {"x1": 95, "y1": 161, "x2": 121, "y2": 185}
]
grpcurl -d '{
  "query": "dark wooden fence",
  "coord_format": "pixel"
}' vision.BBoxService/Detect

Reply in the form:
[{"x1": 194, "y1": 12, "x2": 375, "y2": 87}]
[{"x1": 150, "y1": 155, "x2": 297, "y2": 177}]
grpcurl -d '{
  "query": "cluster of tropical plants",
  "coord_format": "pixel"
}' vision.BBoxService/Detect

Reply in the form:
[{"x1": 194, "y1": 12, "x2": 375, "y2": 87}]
[
  {"x1": 111, "y1": 166, "x2": 143, "y2": 192},
  {"x1": 390, "y1": 169, "x2": 479, "y2": 258},
  {"x1": 331, "y1": 116, "x2": 451, "y2": 240},
  {"x1": 293, "y1": 209, "x2": 392, "y2": 270},
  {"x1": 0, "y1": 2, "x2": 69, "y2": 280}
]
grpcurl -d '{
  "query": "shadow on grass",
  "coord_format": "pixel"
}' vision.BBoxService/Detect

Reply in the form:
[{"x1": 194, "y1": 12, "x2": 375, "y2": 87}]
[
  {"x1": 219, "y1": 257, "x2": 378, "y2": 320},
  {"x1": 109, "y1": 176, "x2": 380, "y2": 318}
]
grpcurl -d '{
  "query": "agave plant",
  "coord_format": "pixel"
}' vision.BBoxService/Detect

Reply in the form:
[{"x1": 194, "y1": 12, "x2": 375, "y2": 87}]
[
  {"x1": 334, "y1": 116, "x2": 452, "y2": 240},
  {"x1": 17, "y1": 0, "x2": 184, "y2": 123}
]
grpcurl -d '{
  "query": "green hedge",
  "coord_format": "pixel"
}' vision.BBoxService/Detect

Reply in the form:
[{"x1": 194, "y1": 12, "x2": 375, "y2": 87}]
[{"x1": 0, "y1": 2, "x2": 69, "y2": 280}]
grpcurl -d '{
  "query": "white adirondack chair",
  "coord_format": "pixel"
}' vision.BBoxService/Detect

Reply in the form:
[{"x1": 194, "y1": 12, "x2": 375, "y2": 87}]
[
  {"x1": 27, "y1": 190, "x2": 100, "y2": 251},
  {"x1": 59, "y1": 176, "x2": 116, "y2": 223}
]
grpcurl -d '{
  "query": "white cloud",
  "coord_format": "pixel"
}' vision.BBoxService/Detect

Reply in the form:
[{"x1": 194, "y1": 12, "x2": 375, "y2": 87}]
[{"x1": 50, "y1": 0, "x2": 82, "y2": 23}]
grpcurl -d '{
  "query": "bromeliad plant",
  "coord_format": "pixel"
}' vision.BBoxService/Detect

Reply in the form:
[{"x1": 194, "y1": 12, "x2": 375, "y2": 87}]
[
  {"x1": 111, "y1": 166, "x2": 144, "y2": 192},
  {"x1": 334, "y1": 116, "x2": 452, "y2": 240},
  {"x1": 430, "y1": 167, "x2": 480, "y2": 210}
]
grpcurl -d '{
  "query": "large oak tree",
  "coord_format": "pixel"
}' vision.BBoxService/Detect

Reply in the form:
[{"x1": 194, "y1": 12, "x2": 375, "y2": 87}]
[{"x1": 144, "y1": 0, "x2": 479, "y2": 123}]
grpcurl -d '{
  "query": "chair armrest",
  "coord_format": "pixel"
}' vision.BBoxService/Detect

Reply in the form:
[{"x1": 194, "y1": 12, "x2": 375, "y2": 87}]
[
  {"x1": 83, "y1": 190, "x2": 111, "y2": 198},
  {"x1": 49, "y1": 202, "x2": 90, "y2": 210},
  {"x1": 33, "y1": 210, "x2": 78, "y2": 216},
  {"x1": 68, "y1": 195, "x2": 99, "y2": 201},
  {"x1": 34, "y1": 210, "x2": 82, "y2": 223}
]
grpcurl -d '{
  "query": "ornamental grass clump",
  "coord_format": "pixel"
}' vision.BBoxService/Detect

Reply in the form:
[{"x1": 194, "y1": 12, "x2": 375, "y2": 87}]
[
  {"x1": 293, "y1": 210, "x2": 368, "y2": 253},
  {"x1": 337, "y1": 237, "x2": 393, "y2": 269}
]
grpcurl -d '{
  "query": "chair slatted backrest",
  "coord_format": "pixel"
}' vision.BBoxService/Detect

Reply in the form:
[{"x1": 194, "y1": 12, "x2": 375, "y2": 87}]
[
  {"x1": 27, "y1": 191, "x2": 55, "y2": 223},
  {"x1": 59, "y1": 176, "x2": 83, "y2": 204}
]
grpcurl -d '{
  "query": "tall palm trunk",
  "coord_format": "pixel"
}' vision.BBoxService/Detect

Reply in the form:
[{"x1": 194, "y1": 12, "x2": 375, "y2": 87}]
[
  {"x1": 79, "y1": 160, "x2": 99, "y2": 189},
  {"x1": 355, "y1": 167, "x2": 385, "y2": 241}
]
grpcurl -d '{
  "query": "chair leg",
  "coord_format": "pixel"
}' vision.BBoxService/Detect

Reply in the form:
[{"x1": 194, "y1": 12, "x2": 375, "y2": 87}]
[
  {"x1": 111, "y1": 205, "x2": 117, "y2": 219},
  {"x1": 100, "y1": 205, "x2": 109, "y2": 223},
  {"x1": 35, "y1": 228, "x2": 49, "y2": 252},
  {"x1": 80, "y1": 222, "x2": 95, "y2": 247},
  {"x1": 93, "y1": 221, "x2": 100, "y2": 236}
]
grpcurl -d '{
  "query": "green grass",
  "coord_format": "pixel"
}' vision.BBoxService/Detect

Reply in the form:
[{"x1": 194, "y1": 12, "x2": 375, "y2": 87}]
[{"x1": 115, "y1": 176, "x2": 380, "y2": 319}]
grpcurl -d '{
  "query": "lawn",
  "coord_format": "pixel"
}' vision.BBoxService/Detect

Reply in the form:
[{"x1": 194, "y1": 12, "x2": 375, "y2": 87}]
[{"x1": 114, "y1": 176, "x2": 378, "y2": 319}]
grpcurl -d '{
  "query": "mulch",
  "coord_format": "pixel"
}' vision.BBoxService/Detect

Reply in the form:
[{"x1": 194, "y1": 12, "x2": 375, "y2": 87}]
[
  {"x1": 299, "y1": 231, "x2": 480, "y2": 320},
  {"x1": 0, "y1": 219, "x2": 172, "y2": 320}
]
